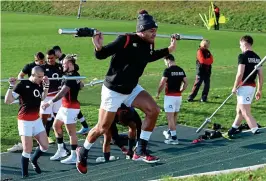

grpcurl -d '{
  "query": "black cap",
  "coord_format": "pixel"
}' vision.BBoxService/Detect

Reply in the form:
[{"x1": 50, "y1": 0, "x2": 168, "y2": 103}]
[{"x1": 136, "y1": 10, "x2": 158, "y2": 32}]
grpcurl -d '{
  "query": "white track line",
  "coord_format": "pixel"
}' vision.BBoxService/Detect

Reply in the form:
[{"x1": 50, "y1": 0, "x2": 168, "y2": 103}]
[
  {"x1": 93, "y1": 148, "x2": 266, "y2": 181},
  {"x1": 149, "y1": 163, "x2": 266, "y2": 181}
]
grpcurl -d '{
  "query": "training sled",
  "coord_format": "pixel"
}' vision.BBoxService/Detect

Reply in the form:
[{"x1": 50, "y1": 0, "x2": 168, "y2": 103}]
[{"x1": 2, "y1": 125, "x2": 266, "y2": 181}]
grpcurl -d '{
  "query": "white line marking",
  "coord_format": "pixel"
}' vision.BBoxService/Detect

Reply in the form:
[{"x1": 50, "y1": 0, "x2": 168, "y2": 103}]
[{"x1": 149, "y1": 163, "x2": 266, "y2": 181}]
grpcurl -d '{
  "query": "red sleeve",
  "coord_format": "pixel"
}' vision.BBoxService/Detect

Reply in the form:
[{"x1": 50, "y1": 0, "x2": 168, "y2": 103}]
[
  {"x1": 214, "y1": 8, "x2": 219, "y2": 13},
  {"x1": 197, "y1": 50, "x2": 205, "y2": 64},
  {"x1": 197, "y1": 50, "x2": 214, "y2": 65}
]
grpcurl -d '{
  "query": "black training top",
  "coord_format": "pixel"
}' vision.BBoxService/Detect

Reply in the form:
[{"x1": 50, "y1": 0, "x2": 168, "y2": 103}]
[
  {"x1": 163, "y1": 65, "x2": 186, "y2": 96},
  {"x1": 238, "y1": 50, "x2": 261, "y2": 86},
  {"x1": 61, "y1": 71, "x2": 81, "y2": 109},
  {"x1": 41, "y1": 63, "x2": 63, "y2": 95},
  {"x1": 58, "y1": 54, "x2": 66, "y2": 64},
  {"x1": 13, "y1": 80, "x2": 43, "y2": 121},
  {"x1": 95, "y1": 34, "x2": 169, "y2": 94},
  {"x1": 22, "y1": 61, "x2": 39, "y2": 77}
]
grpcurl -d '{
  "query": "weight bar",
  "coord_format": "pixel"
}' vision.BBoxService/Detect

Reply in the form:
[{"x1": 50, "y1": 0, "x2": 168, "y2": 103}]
[
  {"x1": 0, "y1": 76, "x2": 86, "y2": 83},
  {"x1": 84, "y1": 79, "x2": 104, "y2": 87},
  {"x1": 58, "y1": 27, "x2": 203, "y2": 41}
]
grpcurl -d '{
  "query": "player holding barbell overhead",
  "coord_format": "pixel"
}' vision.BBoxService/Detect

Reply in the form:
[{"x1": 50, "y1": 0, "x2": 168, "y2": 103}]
[
  {"x1": 53, "y1": 45, "x2": 90, "y2": 135},
  {"x1": 156, "y1": 54, "x2": 188, "y2": 145},
  {"x1": 7, "y1": 52, "x2": 46, "y2": 153},
  {"x1": 42, "y1": 55, "x2": 84, "y2": 164},
  {"x1": 76, "y1": 9, "x2": 177, "y2": 174},
  {"x1": 4, "y1": 66, "x2": 49, "y2": 178},
  {"x1": 40, "y1": 49, "x2": 64, "y2": 144},
  {"x1": 227, "y1": 35, "x2": 263, "y2": 138}
]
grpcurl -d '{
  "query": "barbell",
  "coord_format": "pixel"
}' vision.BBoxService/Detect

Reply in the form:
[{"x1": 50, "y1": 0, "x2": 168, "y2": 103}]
[
  {"x1": 1, "y1": 76, "x2": 105, "y2": 88},
  {"x1": 84, "y1": 79, "x2": 104, "y2": 87},
  {"x1": 58, "y1": 27, "x2": 204, "y2": 41},
  {"x1": 0, "y1": 76, "x2": 87, "y2": 83}
]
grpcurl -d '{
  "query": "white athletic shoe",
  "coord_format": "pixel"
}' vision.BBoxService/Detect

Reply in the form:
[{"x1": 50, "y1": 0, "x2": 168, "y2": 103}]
[
  {"x1": 95, "y1": 157, "x2": 106, "y2": 163},
  {"x1": 7, "y1": 143, "x2": 23, "y2": 152},
  {"x1": 95, "y1": 156, "x2": 117, "y2": 163},
  {"x1": 164, "y1": 138, "x2": 179, "y2": 145},
  {"x1": 163, "y1": 130, "x2": 171, "y2": 140},
  {"x1": 60, "y1": 154, "x2": 77, "y2": 164},
  {"x1": 50, "y1": 149, "x2": 68, "y2": 161}
]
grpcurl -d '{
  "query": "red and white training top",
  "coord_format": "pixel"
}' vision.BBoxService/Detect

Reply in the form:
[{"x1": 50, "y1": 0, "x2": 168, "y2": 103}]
[
  {"x1": 61, "y1": 71, "x2": 81, "y2": 109},
  {"x1": 13, "y1": 80, "x2": 43, "y2": 121}
]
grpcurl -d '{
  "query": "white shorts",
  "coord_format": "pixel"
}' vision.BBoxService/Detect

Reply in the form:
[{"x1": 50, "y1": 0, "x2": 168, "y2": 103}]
[
  {"x1": 40, "y1": 96, "x2": 62, "y2": 115},
  {"x1": 55, "y1": 107, "x2": 80, "y2": 124},
  {"x1": 237, "y1": 86, "x2": 256, "y2": 105},
  {"x1": 164, "y1": 96, "x2": 182, "y2": 112},
  {"x1": 18, "y1": 118, "x2": 45, "y2": 137},
  {"x1": 100, "y1": 84, "x2": 144, "y2": 112}
]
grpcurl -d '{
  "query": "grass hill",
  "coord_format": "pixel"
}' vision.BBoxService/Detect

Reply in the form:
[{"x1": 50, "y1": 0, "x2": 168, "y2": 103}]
[{"x1": 2, "y1": 1, "x2": 266, "y2": 32}]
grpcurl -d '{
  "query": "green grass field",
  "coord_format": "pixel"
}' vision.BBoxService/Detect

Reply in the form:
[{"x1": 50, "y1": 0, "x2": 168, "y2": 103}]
[
  {"x1": 162, "y1": 166, "x2": 266, "y2": 181},
  {"x1": 1, "y1": 12, "x2": 266, "y2": 153},
  {"x1": 1, "y1": 12, "x2": 266, "y2": 181}
]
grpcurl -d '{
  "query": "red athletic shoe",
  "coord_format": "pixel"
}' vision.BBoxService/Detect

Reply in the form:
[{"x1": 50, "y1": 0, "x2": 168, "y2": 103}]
[
  {"x1": 192, "y1": 138, "x2": 203, "y2": 144},
  {"x1": 132, "y1": 152, "x2": 160, "y2": 163},
  {"x1": 76, "y1": 147, "x2": 88, "y2": 174},
  {"x1": 120, "y1": 146, "x2": 128, "y2": 155}
]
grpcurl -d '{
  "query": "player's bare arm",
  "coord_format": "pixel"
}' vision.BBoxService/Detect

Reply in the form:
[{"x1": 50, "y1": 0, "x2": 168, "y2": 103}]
[
  {"x1": 232, "y1": 64, "x2": 245, "y2": 93},
  {"x1": 4, "y1": 77, "x2": 18, "y2": 104},
  {"x1": 156, "y1": 77, "x2": 167, "y2": 99},
  {"x1": 41, "y1": 76, "x2": 50, "y2": 100},
  {"x1": 17, "y1": 71, "x2": 26, "y2": 79},
  {"x1": 42, "y1": 85, "x2": 70, "y2": 110},
  {"x1": 180, "y1": 77, "x2": 188, "y2": 92},
  {"x1": 256, "y1": 68, "x2": 263, "y2": 100},
  {"x1": 80, "y1": 81, "x2": 85, "y2": 89}
]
